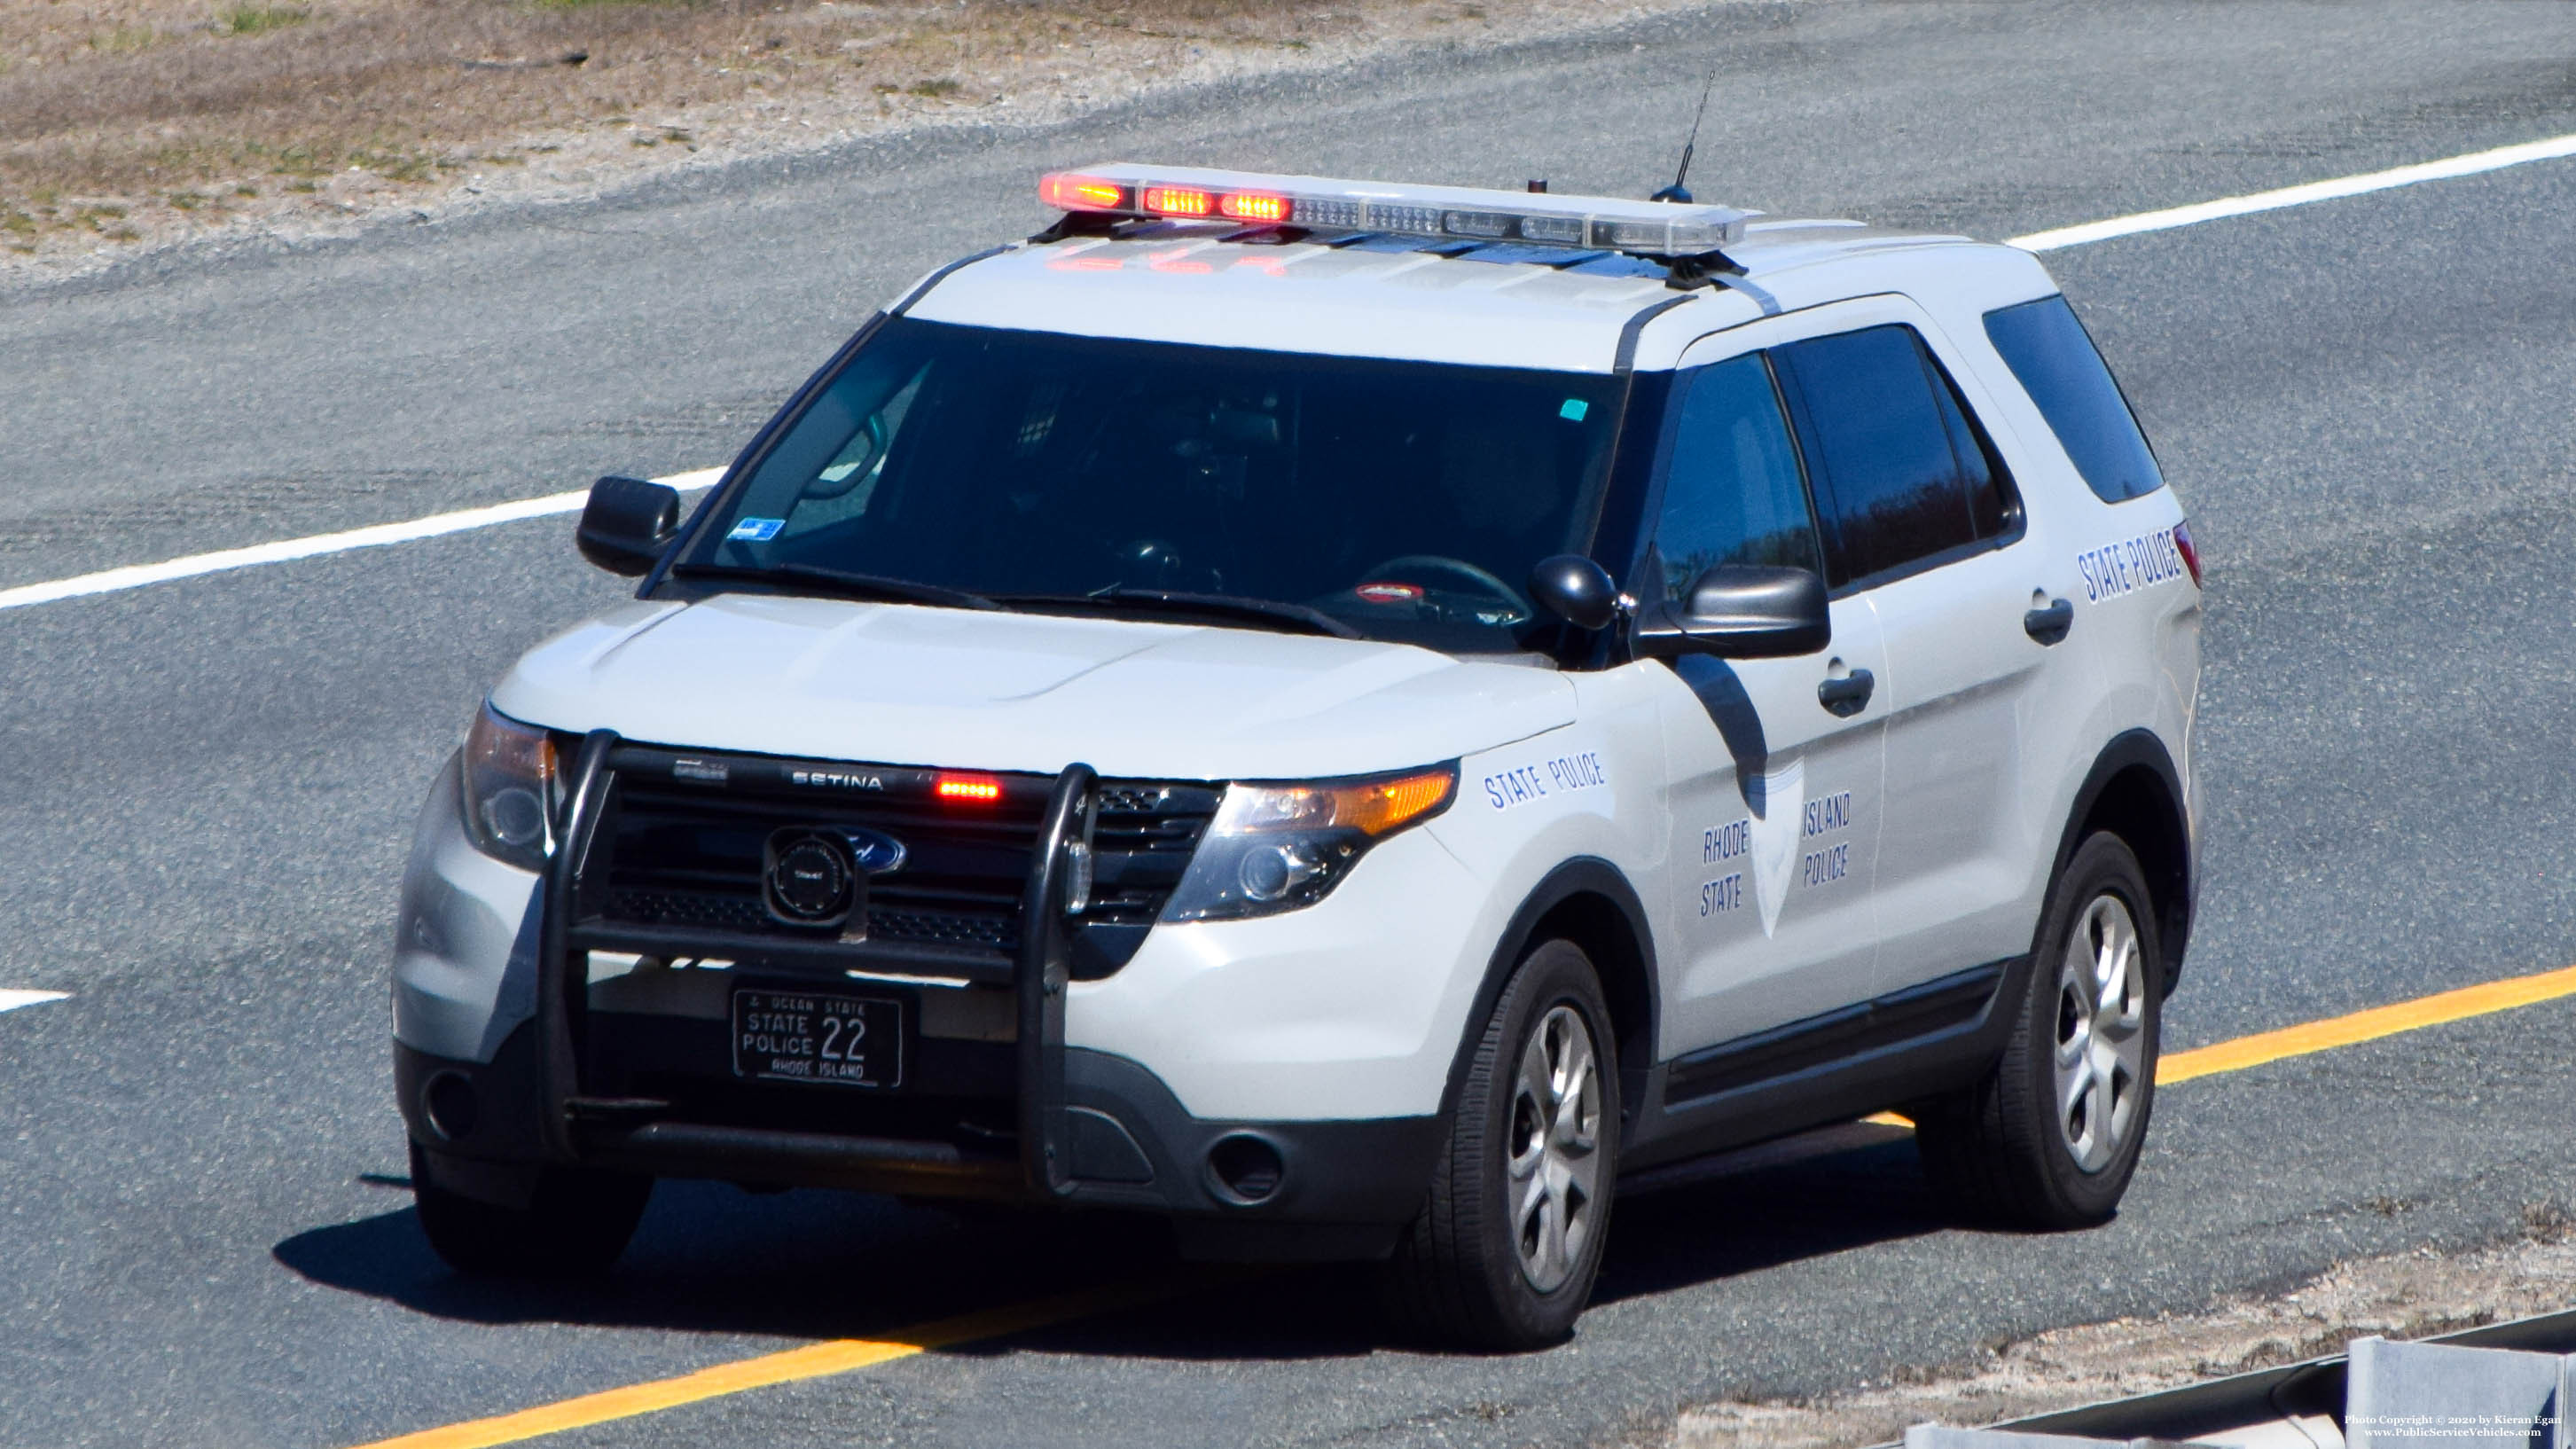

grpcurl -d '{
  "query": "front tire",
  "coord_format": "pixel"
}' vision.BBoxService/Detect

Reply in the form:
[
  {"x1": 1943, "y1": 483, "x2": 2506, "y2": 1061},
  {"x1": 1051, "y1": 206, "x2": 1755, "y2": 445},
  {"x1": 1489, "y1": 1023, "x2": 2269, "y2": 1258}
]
[
  {"x1": 1915, "y1": 832, "x2": 2162, "y2": 1229},
  {"x1": 1382, "y1": 938, "x2": 1619, "y2": 1350},
  {"x1": 411, "y1": 1141, "x2": 653, "y2": 1278}
]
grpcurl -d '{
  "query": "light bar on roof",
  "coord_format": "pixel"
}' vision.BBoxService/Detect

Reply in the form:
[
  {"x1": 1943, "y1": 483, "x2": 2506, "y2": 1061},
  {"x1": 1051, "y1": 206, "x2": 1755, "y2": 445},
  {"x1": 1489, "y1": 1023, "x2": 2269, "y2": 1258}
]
[{"x1": 1037, "y1": 163, "x2": 1753, "y2": 257}]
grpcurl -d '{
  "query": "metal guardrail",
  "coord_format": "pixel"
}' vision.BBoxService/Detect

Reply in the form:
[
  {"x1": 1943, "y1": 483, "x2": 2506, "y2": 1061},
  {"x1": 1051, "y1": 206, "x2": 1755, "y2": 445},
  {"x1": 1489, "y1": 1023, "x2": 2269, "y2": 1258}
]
[{"x1": 1878, "y1": 1305, "x2": 2576, "y2": 1449}]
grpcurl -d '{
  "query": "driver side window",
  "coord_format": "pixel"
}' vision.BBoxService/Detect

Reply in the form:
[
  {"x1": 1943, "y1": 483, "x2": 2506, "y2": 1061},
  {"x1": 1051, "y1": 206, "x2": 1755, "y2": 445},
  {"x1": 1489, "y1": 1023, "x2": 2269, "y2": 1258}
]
[{"x1": 1653, "y1": 353, "x2": 1823, "y2": 601}]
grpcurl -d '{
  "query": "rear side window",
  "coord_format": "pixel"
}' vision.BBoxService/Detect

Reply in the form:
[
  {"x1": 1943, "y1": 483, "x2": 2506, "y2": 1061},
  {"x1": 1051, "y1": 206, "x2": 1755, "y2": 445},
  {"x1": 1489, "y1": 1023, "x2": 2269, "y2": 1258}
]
[
  {"x1": 1650, "y1": 354, "x2": 1822, "y2": 601},
  {"x1": 1772, "y1": 325, "x2": 2015, "y2": 586},
  {"x1": 1983, "y1": 295, "x2": 2165, "y2": 504}
]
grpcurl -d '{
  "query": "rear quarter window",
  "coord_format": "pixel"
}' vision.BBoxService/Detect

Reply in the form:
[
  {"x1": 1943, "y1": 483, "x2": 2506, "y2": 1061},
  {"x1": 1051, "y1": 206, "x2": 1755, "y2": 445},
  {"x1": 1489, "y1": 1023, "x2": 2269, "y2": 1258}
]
[
  {"x1": 1983, "y1": 295, "x2": 2165, "y2": 504},
  {"x1": 1770, "y1": 324, "x2": 2015, "y2": 587}
]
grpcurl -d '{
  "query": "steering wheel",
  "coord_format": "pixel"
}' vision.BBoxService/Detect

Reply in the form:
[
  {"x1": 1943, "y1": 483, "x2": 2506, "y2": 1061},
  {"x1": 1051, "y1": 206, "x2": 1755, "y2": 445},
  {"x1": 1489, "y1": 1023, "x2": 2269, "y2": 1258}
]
[
  {"x1": 1357, "y1": 555, "x2": 1527, "y2": 619},
  {"x1": 802, "y1": 414, "x2": 891, "y2": 501},
  {"x1": 1109, "y1": 537, "x2": 1222, "y2": 592}
]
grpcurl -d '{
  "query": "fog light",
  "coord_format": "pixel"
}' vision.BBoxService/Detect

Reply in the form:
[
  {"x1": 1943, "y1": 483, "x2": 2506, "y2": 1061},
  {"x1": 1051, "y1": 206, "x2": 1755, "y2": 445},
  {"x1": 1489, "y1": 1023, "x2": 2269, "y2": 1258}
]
[
  {"x1": 1206, "y1": 1133, "x2": 1284, "y2": 1204},
  {"x1": 422, "y1": 1071, "x2": 479, "y2": 1142}
]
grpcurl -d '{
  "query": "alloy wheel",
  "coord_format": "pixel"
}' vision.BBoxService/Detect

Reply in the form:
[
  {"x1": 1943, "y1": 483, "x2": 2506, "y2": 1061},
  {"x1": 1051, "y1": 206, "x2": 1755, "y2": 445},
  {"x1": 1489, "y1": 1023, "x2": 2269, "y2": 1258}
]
[
  {"x1": 1507, "y1": 1004, "x2": 1603, "y2": 1292},
  {"x1": 2053, "y1": 893, "x2": 2149, "y2": 1173}
]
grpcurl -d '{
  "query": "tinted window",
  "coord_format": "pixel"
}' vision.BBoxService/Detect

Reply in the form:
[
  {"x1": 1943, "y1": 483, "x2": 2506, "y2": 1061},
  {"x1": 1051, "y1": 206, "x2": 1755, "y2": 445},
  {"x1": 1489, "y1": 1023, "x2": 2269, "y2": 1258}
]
[
  {"x1": 1984, "y1": 294, "x2": 2165, "y2": 503},
  {"x1": 1774, "y1": 325, "x2": 2001, "y2": 584},
  {"x1": 685, "y1": 319, "x2": 1622, "y2": 653},
  {"x1": 1651, "y1": 354, "x2": 1821, "y2": 601},
  {"x1": 1931, "y1": 351, "x2": 2014, "y2": 540}
]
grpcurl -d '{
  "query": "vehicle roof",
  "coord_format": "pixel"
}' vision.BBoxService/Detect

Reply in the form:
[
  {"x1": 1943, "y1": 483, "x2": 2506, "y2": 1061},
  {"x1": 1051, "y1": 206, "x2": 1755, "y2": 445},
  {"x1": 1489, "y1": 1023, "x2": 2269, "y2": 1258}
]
[{"x1": 900, "y1": 216, "x2": 2063, "y2": 374}]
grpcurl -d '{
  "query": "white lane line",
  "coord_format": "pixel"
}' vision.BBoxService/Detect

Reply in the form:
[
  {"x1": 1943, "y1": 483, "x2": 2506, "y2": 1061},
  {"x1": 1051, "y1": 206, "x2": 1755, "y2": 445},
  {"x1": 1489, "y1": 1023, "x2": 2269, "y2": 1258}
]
[
  {"x1": 2010, "y1": 130, "x2": 2576, "y2": 251},
  {"x1": 6, "y1": 131, "x2": 2576, "y2": 617},
  {"x1": 0, "y1": 468, "x2": 724, "y2": 615},
  {"x1": 0, "y1": 991, "x2": 69, "y2": 1014}
]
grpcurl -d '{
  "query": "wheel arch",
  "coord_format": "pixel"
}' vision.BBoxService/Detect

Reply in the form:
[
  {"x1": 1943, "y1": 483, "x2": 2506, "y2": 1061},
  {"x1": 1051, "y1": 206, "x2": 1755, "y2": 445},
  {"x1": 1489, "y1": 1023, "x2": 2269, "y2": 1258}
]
[
  {"x1": 1438, "y1": 858, "x2": 1659, "y2": 1137},
  {"x1": 2053, "y1": 730, "x2": 2195, "y2": 995}
]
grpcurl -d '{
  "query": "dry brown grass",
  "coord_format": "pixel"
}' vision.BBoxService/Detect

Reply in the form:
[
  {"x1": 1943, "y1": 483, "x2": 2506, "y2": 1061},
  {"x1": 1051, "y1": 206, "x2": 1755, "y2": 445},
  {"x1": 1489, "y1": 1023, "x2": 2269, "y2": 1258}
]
[{"x1": 0, "y1": 0, "x2": 1711, "y2": 265}]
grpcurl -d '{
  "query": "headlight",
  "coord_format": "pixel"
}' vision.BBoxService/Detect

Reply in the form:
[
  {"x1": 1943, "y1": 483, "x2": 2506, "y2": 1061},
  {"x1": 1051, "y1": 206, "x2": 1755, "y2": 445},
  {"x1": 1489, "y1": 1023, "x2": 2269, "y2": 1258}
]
[
  {"x1": 1162, "y1": 764, "x2": 1456, "y2": 922},
  {"x1": 458, "y1": 705, "x2": 557, "y2": 872}
]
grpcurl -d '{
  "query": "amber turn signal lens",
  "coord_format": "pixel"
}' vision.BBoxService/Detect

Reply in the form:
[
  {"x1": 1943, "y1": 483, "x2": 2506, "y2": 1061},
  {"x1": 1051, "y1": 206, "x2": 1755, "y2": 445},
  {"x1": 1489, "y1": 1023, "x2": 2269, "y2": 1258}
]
[
  {"x1": 1332, "y1": 770, "x2": 1455, "y2": 836},
  {"x1": 1220, "y1": 767, "x2": 1457, "y2": 838}
]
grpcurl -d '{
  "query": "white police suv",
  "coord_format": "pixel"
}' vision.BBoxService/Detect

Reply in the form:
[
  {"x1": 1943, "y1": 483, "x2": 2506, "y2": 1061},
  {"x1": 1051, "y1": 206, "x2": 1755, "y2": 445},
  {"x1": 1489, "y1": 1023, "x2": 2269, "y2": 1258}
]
[{"x1": 392, "y1": 164, "x2": 2202, "y2": 1348}]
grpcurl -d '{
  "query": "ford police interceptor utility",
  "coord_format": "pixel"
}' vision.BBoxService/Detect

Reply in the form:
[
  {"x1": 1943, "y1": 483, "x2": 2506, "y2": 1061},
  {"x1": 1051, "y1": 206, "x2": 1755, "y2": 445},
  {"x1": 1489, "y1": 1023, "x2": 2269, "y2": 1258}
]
[{"x1": 392, "y1": 163, "x2": 2201, "y2": 1348}]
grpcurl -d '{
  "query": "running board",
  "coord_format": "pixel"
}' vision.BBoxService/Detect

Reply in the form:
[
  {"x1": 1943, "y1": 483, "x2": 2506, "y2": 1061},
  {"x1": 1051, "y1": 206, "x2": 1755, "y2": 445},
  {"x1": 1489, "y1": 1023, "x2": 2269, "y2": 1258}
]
[{"x1": 1663, "y1": 959, "x2": 2015, "y2": 1107}]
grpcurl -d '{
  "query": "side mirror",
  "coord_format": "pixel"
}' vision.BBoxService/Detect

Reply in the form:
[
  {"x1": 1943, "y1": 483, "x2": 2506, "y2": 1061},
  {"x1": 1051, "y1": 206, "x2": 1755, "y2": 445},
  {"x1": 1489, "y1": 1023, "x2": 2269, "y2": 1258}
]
[
  {"x1": 1526, "y1": 555, "x2": 1620, "y2": 631},
  {"x1": 1634, "y1": 564, "x2": 1829, "y2": 659},
  {"x1": 575, "y1": 474, "x2": 681, "y2": 577}
]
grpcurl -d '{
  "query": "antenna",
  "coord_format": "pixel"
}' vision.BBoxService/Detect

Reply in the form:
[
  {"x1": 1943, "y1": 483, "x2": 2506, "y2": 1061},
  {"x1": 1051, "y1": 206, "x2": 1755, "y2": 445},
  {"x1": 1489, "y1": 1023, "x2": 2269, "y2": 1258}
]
[{"x1": 1651, "y1": 56, "x2": 1721, "y2": 204}]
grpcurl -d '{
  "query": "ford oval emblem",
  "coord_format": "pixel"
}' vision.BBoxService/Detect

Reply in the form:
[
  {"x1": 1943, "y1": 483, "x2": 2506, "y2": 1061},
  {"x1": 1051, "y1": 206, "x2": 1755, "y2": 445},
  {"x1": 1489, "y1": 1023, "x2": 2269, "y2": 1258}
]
[{"x1": 840, "y1": 827, "x2": 909, "y2": 875}]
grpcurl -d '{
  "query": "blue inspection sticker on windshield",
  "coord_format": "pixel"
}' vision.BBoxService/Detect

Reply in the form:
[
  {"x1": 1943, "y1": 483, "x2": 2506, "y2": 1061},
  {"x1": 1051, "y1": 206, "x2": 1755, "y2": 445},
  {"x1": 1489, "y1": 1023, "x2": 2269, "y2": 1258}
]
[
  {"x1": 1558, "y1": 398, "x2": 1590, "y2": 422},
  {"x1": 727, "y1": 518, "x2": 785, "y2": 542}
]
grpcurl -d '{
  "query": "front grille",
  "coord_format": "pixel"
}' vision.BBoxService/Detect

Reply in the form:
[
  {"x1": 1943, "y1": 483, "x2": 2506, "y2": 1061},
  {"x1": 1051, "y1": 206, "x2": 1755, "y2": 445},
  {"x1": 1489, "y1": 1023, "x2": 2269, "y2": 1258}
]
[
  {"x1": 581, "y1": 744, "x2": 1218, "y2": 975},
  {"x1": 1086, "y1": 784, "x2": 1223, "y2": 927},
  {"x1": 868, "y1": 908, "x2": 1012, "y2": 950},
  {"x1": 606, "y1": 888, "x2": 767, "y2": 933}
]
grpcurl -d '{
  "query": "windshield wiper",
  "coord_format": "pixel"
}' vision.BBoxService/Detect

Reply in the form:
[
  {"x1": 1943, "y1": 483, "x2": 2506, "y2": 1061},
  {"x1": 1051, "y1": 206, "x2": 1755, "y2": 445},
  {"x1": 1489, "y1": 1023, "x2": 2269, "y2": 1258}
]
[
  {"x1": 1000, "y1": 587, "x2": 1362, "y2": 639},
  {"x1": 667, "y1": 562, "x2": 1006, "y2": 612}
]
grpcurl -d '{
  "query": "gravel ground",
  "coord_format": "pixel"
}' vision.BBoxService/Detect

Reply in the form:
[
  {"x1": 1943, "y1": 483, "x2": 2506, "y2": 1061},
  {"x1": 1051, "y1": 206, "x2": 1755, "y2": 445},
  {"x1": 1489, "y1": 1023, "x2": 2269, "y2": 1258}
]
[
  {"x1": 1667, "y1": 1218, "x2": 2576, "y2": 1449},
  {"x1": 0, "y1": 0, "x2": 1740, "y2": 278}
]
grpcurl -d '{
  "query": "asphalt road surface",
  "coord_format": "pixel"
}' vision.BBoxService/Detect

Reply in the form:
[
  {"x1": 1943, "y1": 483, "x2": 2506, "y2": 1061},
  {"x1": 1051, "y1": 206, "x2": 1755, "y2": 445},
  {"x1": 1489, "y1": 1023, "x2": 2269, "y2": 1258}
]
[{"x1": 7, "y1": 2, "x2": 2576, "y2": 1445}]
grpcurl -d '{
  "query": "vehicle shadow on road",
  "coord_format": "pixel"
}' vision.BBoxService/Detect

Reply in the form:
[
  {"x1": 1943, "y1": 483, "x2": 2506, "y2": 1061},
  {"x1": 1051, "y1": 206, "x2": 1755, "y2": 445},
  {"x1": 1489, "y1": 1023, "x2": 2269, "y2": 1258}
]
[
  {"x1": 1591, "y1": 1125, "x2": 1946, "y2": 1307},
  {"x1": 272, "y1": 1124, "x2": 1942, "y2": 1358},
  {"x1": 274, "y1": 1179, "x2": 1200, "y2": 1344},
  {"x1": 1025, "y1": 1124, "x2": 1947, "y2": 1360},
  {"x1": 968, "y1": 1124, "x2": 1947, "y2": 1361}
]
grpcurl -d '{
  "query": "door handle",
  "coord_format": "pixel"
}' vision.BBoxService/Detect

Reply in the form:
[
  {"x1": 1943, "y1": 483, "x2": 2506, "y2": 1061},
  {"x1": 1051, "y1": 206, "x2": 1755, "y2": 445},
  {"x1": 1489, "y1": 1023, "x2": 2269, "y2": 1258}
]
[
  {"x1": 1816, "y1": 667, "x2": 1875, "y2": 717},
  {"x1": 2024, "y1": 598, "x2": 2073, "y2": 645}
]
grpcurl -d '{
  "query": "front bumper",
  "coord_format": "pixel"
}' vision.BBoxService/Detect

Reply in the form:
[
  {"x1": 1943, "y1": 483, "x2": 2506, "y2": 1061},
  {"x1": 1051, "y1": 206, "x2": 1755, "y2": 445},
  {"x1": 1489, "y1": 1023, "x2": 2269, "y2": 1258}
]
[
  {"x1": 399, "y1": 1027, "x2": 1439, "y2": 1256},
  {"x1": 397, "y1": 731, "x2": 1444, "y2": 1259}
]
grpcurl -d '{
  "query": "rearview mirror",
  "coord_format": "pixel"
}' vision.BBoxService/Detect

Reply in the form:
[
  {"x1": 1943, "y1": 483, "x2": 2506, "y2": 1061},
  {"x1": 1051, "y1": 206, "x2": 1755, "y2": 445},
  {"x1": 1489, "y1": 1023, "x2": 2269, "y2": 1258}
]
[
  {"x1": 575, "y1": 475, "x2": 681, "y2": 577},
  {"x1": 1633, "y1": 564, "x2": 1829, "y2": 659}
]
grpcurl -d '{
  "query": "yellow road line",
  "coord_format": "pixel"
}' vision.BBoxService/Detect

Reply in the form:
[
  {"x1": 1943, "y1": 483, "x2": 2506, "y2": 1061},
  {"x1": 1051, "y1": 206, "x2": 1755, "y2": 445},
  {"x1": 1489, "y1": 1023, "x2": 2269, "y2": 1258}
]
[
  {"x1": 2157, "y1": 960, "x2": 2576, "y2": 1083},
  {"x1": 348, "y1": 1274, "x2": 1208, "y2": 1449},
  {"x1": 350, "y1": 959, "x2": 2576, "y2": 1449},
  {"x1": 1860, "y1": 959, "x2": 2576, "y2": 1126}
]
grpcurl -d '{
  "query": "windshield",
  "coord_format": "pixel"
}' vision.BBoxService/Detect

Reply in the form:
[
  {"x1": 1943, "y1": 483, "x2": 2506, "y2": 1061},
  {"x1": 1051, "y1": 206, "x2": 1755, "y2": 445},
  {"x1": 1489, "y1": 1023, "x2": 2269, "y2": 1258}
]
[{"x1": 673, "y1": 318, "x2": 1625, "y2": 652}]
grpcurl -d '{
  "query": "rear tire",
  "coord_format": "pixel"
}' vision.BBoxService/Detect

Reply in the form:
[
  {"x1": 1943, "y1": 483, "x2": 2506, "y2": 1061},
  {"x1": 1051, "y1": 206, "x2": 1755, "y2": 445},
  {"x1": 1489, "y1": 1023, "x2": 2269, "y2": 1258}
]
[
  {"x1": 411, "y1": 1141, "x2": 653, "y2": 1278},
  {"x1": 1382, "y1": 938, "x2": 1619, "y2": 1350},
  {"x1": 1915, "y1": 832, "x2": 2161, "y2": 1229}
]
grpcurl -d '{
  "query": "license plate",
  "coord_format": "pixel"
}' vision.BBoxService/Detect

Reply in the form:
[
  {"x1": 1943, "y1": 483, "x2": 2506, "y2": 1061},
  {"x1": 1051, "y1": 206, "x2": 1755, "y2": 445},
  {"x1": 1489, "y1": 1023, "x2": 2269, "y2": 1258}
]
[{"x1": 731, "y1": 989, "x2": 904, "y2": 1089}]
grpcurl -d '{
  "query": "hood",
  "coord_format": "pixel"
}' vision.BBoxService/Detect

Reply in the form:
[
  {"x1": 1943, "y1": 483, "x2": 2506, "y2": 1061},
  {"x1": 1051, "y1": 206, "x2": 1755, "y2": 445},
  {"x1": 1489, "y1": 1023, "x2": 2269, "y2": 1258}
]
[{"x1": 489, "y1": 594, "x2": 1576, "y2": 781}]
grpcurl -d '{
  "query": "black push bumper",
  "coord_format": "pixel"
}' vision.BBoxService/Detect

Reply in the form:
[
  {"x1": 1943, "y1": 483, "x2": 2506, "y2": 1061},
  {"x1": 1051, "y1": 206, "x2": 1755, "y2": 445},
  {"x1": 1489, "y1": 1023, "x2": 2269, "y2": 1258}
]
[{"x1": 398, "y1": 732, "x2": 1441, "y2": 1260}]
